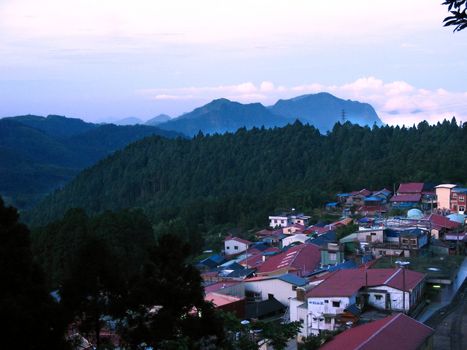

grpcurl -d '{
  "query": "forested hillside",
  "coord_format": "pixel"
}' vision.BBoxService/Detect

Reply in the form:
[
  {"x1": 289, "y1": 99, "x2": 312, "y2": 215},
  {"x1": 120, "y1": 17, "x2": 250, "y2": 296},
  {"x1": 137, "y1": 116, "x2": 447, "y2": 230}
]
[
  {"x1": 27, "y1": 119, "x2": 467, "y2": 231},
  {"x1": 0, "y1": 115, "x2": 182, "y2": 209}
]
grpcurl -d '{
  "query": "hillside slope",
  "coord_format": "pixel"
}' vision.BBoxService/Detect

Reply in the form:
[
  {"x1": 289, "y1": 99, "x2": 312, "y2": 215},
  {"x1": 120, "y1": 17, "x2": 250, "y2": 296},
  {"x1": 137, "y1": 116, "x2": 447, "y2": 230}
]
[{"x1": 27, "y1": 119, "x2": 467, "y2": 227}]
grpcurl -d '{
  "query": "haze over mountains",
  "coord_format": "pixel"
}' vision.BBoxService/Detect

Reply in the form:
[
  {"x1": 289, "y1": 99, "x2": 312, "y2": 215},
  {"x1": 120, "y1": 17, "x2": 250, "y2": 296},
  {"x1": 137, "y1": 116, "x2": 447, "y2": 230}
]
[
  {"x1": 0, "y1": 92, "x2": 381, "y2": 210},
  {"x1": 147, "y1": 93, "x2": 382, "y2": 136}
]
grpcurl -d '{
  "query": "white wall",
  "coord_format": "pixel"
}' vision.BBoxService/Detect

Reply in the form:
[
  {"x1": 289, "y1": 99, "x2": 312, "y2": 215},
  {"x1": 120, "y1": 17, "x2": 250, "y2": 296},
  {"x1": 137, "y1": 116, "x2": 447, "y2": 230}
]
[
  {"x1": 269, "y1": 216, "x2": 291, "y2": 228},
  {"x1": 244, "y1": 278, "x2": 299, "y2": 306},
  {"x1": 282, "y1": 234, "x2": 308, "y2": 247},
  {"x1": 307, "y1": 296, "x2": 355, "y2": 334},
  {"x1": 224, "y1": 240, "x2": 248, "y2": 254}
]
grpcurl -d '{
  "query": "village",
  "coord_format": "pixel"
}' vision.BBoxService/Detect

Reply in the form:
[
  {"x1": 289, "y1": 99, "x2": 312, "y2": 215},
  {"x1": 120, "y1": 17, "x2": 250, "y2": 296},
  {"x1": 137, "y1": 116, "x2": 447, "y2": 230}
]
[{"x1": 197, "y1": 183, "x2": 467, "y2": 349}]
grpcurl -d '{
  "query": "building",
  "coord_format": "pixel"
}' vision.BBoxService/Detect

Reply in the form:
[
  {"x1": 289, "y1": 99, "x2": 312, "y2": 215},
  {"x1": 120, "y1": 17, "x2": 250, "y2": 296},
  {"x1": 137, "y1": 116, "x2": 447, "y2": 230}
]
[
  {"x1": 390, "y1": 194, "x2": 422, "y2": 209},
  {"x1": 268, "y1": 212, "x2": 310, "y2": 228},
  {"x1": 450, "y1": 187, "x2": 467, "y2": 214},
  {"x1": 320, "y1": 242, "x2": 345, "y2": 266},
  {"x1": 290, "y1": 268, "x2": 425, "y2": 335},
  {"x1": 224, "y1": 236, "x2": 252, "y2": 255},
  {"x1": 205, "y1": 292, "x2": 246, "y2": 318},
  {"x1": 256, "y1": 243, "x2": 321, "y2": 277},
  {"x1": 320, "y1": 313, "x2": 434, "y2": 350},
  {"x1": 435, "y1": 184, "x2": 457, "y2": 210},
  {"x1": 244, "y1": 273, "x2": 309, "y2": 306}
]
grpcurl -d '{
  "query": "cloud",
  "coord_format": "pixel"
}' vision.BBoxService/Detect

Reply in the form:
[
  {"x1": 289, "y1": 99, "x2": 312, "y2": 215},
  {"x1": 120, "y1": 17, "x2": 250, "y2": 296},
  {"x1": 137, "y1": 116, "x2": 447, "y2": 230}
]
[{"x1": 138, "y1": 77, "x2": 467, "y2": 126}]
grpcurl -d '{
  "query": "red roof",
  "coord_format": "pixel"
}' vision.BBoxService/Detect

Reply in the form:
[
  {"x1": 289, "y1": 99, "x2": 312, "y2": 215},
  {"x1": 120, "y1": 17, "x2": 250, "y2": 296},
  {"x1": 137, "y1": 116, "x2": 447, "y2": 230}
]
[
  {"x1": 397, "y1": 182, "x2": 424, "y2": 194},
  {"x1": 321, "y1": 313, "x2": 433, "y2": 350},
  {"x1": 256, "y1": 243, "x2": 320, "y2": 276},
  {"x1": 205, "y1": 292, "x2": 243, "y2": 307},
  {"x1": 307, "y1": 268, "x2": 425, "y2": 298},
  {"x1": 390, "y1": 194, "x2": 421, "y2": 203},
  {"x1": 426, "y1": 214, "x2": 460, "y2": 230}
]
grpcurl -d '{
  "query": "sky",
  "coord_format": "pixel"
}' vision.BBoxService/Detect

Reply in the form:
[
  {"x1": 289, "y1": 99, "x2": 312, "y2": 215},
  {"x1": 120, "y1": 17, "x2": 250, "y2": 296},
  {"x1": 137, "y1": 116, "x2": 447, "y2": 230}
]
[{"x1": 0, "y1": 0, "x2": 466, "y2": 126}]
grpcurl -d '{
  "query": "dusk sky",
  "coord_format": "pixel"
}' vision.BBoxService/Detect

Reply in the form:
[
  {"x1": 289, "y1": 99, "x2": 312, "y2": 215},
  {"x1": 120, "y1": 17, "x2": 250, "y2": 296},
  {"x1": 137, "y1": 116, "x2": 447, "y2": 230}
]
[{"x1": 1, "y1": 0, "x2": 466, "y2": 126}]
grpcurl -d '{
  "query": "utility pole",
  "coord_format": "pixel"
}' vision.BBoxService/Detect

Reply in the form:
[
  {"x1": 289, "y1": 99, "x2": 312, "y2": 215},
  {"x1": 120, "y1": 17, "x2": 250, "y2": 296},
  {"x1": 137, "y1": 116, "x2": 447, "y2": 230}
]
[
  {"x1": 341, "y1": 109, "x2": 346, "y2": 123},
  {"x1": 395, "y1": 261, "x2": 410, "y2": 313}
]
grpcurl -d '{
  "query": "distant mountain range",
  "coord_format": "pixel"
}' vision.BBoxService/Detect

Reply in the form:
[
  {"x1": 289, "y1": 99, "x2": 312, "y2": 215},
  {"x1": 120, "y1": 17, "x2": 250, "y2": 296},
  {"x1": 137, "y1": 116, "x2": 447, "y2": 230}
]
[
  {"x1": 0, "y1": 92, "x2": 381, "y2": 209},
  {"x1": 0, "y1": 115, "x2": 181, "y2": 210},
  {"x1": 155, "y1": 92, "x2": 381, "y2": 136}
]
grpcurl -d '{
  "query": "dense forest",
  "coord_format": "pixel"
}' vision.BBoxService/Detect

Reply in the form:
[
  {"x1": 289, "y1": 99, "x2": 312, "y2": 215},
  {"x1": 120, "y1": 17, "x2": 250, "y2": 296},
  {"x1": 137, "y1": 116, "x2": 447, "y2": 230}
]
[
  {"x1": 27, "y1": 119, "x2": 466, "y2": 239},
  {"x1": 0, "y1": 115, "x2": 181, "y2": 210}
]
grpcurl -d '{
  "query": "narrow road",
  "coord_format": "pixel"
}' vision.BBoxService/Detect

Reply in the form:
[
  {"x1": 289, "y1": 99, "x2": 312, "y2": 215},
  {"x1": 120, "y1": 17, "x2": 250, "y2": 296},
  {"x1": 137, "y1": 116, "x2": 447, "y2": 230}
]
[{"x1": 430, "y1": 283, "x2": 466, "y2": 350}]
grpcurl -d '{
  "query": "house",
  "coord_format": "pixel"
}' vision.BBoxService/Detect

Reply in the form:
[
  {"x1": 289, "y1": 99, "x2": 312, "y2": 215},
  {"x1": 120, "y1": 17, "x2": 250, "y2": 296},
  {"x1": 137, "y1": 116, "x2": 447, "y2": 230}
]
[
  {"x1": 290, "y1": 268, "x2": 425, "y2": 335},
  {"x1": 244, "y1": 273, "x2": 309, "y2": 306},
  {"x1": 320, "y1": 243, "x2": 345, "y2": 266},
  {"x1": 205, "y1": 292, "x2": 246, "y2": 318},
  {"x1": 256, "y1": 243, "x2": 321, "y2": 277},
  {"x1": 224, "y1": 236, "x2": 252, "y2": 255},
  {"x1": 426, "y1": 213, "x2": 461, "y2": 239},
  {"x1": 435, "y1": 183, "x2": 456, "y2": 210},
  {"x1": 320, "y1": 313, "x2": 434, "y2": 350},
  {"x1": 370, "y1": 228, "x2": 429, "y2": 258},
  {"x1": 390, "y1": 194, "x2": 422, "y2": 209},
  {"x1": 397, "y1": 182, "x2": 424, "y2": 195},
  {"x1": 268, "y1": 212, "x2": 310, "y2": 228},
  {"x1": 450, "y1": 187, "x2": 467, "y2": 214}
]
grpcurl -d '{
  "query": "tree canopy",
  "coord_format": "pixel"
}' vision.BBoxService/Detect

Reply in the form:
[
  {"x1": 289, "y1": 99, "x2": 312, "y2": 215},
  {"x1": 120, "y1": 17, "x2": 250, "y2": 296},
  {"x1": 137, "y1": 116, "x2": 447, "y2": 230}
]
[{"x1": 443, "y1": 0, "x2": 467, "y2": 32}]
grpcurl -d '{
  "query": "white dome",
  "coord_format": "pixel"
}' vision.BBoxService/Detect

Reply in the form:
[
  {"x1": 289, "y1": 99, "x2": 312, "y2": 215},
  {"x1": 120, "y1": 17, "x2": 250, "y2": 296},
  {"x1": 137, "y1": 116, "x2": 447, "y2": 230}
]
[{"x1": 407, "y1": 209, "x2": 423, "y2": 219}]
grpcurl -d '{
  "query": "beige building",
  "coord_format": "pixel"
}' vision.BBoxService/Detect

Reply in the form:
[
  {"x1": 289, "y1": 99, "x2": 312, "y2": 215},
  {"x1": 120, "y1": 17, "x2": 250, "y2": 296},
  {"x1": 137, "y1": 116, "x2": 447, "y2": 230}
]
[{"x1": 435, "y1": 184, "x2": 457, "y2": 210}]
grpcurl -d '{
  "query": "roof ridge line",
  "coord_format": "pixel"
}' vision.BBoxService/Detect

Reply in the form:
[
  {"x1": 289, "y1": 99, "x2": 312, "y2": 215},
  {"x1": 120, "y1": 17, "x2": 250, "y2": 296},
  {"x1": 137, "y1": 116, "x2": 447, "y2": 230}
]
[
  {"x1": 355, "y1": 313, "x2": 401, "y2": 350},
  {"x1": 383, "y1": 268, "x2": 401, "y2": 285}
]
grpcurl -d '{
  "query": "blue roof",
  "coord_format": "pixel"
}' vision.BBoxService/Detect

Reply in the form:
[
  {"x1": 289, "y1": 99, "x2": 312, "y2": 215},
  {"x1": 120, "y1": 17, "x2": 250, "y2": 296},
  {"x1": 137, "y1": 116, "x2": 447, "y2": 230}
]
[
  {"x1": 365, "y1": 196, "x2": 382, "y2": 201},
  {"x1": 386, "y1": 228, "x2": 426, "y2": 238},
  {"x1": 277, "y1": 273, "x2": 308, "y2": 286},
  {"x1": 326, "y1": 260, "x2": 358, "y2": 271},
  {"x1": 309, "y1": 231, "x2": 337, "y2": 246},
  {"x1": 251, "y1": 242, "x2": 270, "y2": 251},
  {"x1": 326, "y1": 202, "x2": 339, "y2": 207},
  {"x1": 337, "y1": 193, "x2": 350, "y2": 197}
]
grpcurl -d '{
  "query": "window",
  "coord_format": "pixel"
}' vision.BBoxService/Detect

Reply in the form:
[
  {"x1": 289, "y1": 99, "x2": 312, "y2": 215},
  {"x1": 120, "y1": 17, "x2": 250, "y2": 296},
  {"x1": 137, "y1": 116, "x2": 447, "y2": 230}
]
[
  {"x1": 281, "y1": 220, "x2": 285, "y2": 224},
  {"x1": 375, "y1": 294, "x2": 383, "y2": 301},
  {"x1": 460, "y1": 206, "x2": 465, "y2": 212},
  {"x1": 226, "y1": 246, "x2": 230, "y2": 249},
  {"x1": 234, "y1": 245, "x2": 238, "y2": 250},
  {"x1": 324, "y1": 300, "x2": 329, "y2": 303},
  {"x1": 332, "y1": 301, "x2": 340, "y2": 307},
  {"x1": 329, "y1": 252, "x2": 337, "y2": 261},
  {"x1": 459, "y1": 196, "x2": 465, "y2": 202},
  {"x1": 324, "y1": 317, "x2": 332, "y2": 324}
]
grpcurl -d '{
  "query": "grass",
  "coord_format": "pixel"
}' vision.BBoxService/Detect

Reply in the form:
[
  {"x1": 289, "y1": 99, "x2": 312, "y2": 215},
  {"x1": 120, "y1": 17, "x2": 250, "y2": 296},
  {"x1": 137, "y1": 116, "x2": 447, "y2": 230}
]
[{"x1": 370, "y1": 254, "x2": 464, "y2": 280}]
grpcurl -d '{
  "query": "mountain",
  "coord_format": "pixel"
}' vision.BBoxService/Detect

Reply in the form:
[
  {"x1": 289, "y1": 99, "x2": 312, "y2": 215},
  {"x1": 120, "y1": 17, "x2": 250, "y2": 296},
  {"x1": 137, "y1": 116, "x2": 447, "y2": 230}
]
[
  {"x1": 157, "y1": 98, "x2": 292, "y2": 136},
  {"x1": 0, "y1": 116, "x2": 182, "y2": 210},
  {"x1": 27, "y1": 119, "x2": 466, "y2": 228},
  {"x1": 113, "y1": 117, "x2": 144, "y2": 125},
  {"x1": 145, "y1": 114, "x2": 171, "y2": 126},
  {"x1": 269, "y1": 92, "x2": 382, "y2": 131},
  {"x1": 3, "y1": 114, "x2": 97, "y2": 138}
]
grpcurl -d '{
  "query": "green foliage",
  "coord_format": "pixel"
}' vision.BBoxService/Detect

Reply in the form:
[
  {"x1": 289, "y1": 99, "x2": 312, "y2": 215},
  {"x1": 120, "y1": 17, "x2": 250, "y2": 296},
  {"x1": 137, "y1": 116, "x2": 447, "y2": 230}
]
[
  {"x1": 443, "y1": 0, "x2": 467, "y2": 32},
  {"x1": 335, "y1": 223, "x2": 359, "y2": 240},
  {"x1": 31, "y1": 208, "x2": 155, "y2": 288},
  {"x1": 0, "y1": 197, "x2": 68, "y2": 349},
  {"x1": 28, "y1": 120, "x2": 467, "y2": 246},
  {"x1": 298, "y1": 331, "x2": 339, "y2": 349},
  {"x1": 259, "y1": 321, "x2": 302, "y2": 350},
  {"x1": 120, "y1": 234, "x2": 225, "y2": 348},
  {"x1": 0, "y1": 116, "x2": 181, "y2": 210},
  {"x1": 60, "y1": 236, "x2": 125, "y2": 349}
]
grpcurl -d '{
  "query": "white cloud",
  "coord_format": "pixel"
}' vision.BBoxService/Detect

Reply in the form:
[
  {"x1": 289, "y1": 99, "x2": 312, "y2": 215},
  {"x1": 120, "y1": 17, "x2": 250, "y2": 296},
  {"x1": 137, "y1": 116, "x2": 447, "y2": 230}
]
[{"x1": 139, "y1": 77, "x2": 467, "y2": 126}]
